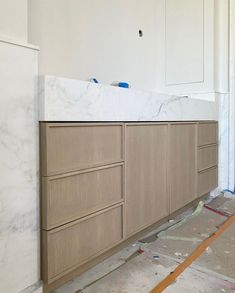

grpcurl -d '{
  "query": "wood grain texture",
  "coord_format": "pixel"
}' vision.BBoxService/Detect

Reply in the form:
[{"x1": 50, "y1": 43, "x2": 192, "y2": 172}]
[
  {"x1": 169, "y1": 123, "x2": 197, "y2": 213},
  {"x1": 198, "y1": 122, "x2": 218, "y2": 146},
  {"x1": 125, "y1": 124, "x2": 169, "y2": 236},
  {"x1": 198, "y1": 144, "x2": 218, "y2": 171},
  {"x1": 42, "y1": 164, "x2": 124, "y2": 230},
  {"x1": 40, "y1": 121, "x2": 219, "y2": 291},
  {"x1": 43, "y1": 204, "x2": 123, "y2": 283},
  {"x1": 198, "y1": 166, "x2": 218, "y2": 197},
  {"x1": 40, "y1": 123, "x2": 124, "y2": 176},
  {"x1": 42, "y1": 195, "x2": 207, "y2": 293}
]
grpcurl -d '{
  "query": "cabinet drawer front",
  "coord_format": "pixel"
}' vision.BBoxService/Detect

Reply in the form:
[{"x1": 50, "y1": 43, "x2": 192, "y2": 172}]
[
  {"x1": 198, "y1": 167, "x2": 218, "y2": 197},
  {"x1": 198, "y1": 145, "x2": 218, "y2": 171},
  {"x1": 41, "y1": 124, "x2": 124, "y2": 175},
  {"x1": 43, "y1": 164, "x2": 124, "y2": 229},
  {"x1": 46, "y1": 205, "x2": 123, "y2": 282},
  {"x1": 198, "y1": 122, "x2": 218, "y2": 146}
]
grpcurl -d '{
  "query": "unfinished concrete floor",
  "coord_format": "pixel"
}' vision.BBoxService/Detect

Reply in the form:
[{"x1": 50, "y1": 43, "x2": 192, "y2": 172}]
[{"x1": 54, "y1": 193, "x2": 235, "y2": 293}]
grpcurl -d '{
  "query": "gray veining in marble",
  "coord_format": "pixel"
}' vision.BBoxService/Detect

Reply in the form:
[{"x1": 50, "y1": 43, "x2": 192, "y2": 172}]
[
  {"x1": 0, "y1": 41, "x2": 41, "y2": 293},
  {"x1": 39, "y1": 76, "x2": 218, "y2": 122}
]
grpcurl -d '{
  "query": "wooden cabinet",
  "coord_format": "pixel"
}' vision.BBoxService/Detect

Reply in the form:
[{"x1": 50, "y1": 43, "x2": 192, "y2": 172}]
[
  {"x1": 169, "y1": 123, "x2": 197, "y2": 213},
  {"x1": 197, "y1": 122, "x2": 218, "y2": 197},
  {"x1": 198, "y1": 145, "x2": 218, "y2": 171},
  {"x1": 40, "y1": 121, "x2": 218, "y2": 292},
  {"x1": 42, "y1": 163, "x2": 124, "y2": 230},
  {"x1": 40, "y1": 123, "x2": 124, "y2": 176},
  {"x1": 125, "y1": 124, "x2": 168, "y2": 236},
  {"x1": 198, "y1": 122, "x2": 218, "y2": 146},
  {"x1": 198, "y1": 167, "x2": 218, "y2": 197},
  {"x1": 43, "y1": 204, "x2": 124, "y2": 283},
  {"x1": 41, "y1": 123, "x2": 125, "y2": 287}
]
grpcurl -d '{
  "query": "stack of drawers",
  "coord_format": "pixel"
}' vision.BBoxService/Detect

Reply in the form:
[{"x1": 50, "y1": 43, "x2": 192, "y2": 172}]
[
  {"x1": 40, "y1": 123, "x2": 125, "y2": 283},
  {"x1": 40, "y1": 121, "x2": 219, "y2": 291},
  {"x1": 197, "y1": 122, "x2": 218, "y2": 197}
]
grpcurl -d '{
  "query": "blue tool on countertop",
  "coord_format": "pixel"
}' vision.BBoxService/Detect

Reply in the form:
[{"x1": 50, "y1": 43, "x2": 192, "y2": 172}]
[{"x1": 118, "y1": 82, "x2": 129, "y2": 88}]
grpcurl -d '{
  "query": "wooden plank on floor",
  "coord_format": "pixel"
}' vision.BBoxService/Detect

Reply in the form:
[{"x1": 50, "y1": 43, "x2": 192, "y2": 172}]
[{"x1": 150, "y1": 214, "x2": 235, "y2": 293}]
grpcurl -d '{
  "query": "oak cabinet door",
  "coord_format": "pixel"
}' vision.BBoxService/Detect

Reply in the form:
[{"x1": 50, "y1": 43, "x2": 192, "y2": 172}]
[
  {"x1": 169, "y1": 123, "x2": 197, "y2": 213},
  {"x1": 126, "y1": 124, "x2": 169, "y2": 236}
]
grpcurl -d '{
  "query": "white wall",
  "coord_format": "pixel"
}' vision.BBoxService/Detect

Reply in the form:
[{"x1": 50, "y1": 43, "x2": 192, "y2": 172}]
[
  {"x1": 27, "y1": 0, "x2": 230, "y2": 94},
  {"x1": 28, "y1": 0, "x2": 217, "y2": 94},
  {"x1": 29, "y1": 0, "x2": 159, "y2": 91},
  {"x1": 229, "y1": 0, "x2": 235, "y2": 190},
  {"x1": 214, "y1": 0, "x2": 229, "y2": 93},
  {"x1": 0, "y1": 0, "x2": 28, "y2": 42}
]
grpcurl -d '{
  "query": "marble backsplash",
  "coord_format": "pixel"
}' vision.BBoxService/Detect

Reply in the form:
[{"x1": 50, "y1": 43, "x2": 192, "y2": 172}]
[{"x1": 39, "y1": 76, "x2": 218, "y2": 122}]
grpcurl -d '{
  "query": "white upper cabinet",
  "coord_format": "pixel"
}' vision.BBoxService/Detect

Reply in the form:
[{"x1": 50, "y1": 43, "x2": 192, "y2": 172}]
[
  {"x1": 165, "y1": 0, "x2": 204, "y2": 85},
  {"x1": 155, "y1": 0, "x2": 215, "y2": 95}
]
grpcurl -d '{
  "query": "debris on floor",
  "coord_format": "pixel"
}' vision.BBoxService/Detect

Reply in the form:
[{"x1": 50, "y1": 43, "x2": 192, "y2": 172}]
[{"x1": 55, "y1": 195, "x2": 235, "y2": 293}]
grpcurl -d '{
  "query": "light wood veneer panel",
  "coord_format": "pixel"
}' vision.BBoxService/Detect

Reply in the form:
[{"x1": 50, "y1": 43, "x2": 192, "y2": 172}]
[
  {"x1": 198, "y1": 145, "x2": 218, "y2": 171},
  {"x1": 126, "y1": 124, "x2": 168, "y2": 236},
  {"x1": 40, "y1": 121, "x2": 219, "y2": 290},
  {"x1": 198, "y1": 122, "x2": 218, "y2": 146},
  {"x1": 198, "y1": 167, "x2": 218, "y2": 197},
  {"x1": 40, "y1": 123, "x2": 124, "y2": 176},
  {"x1": 169, "y1": 123, "x2": 197, "y2": 213},
  {"x1": 44, "y1": 204, "x2": 123, "y2": 282},
  {"x1": 42, "y1": 164, "x2": 124, "y2": 230}
]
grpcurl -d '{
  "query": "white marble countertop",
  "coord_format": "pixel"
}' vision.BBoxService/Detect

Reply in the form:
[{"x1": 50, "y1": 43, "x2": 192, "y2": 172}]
[{"x1": 39, "y1": 75, "x2": 218, "y2": 122}]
